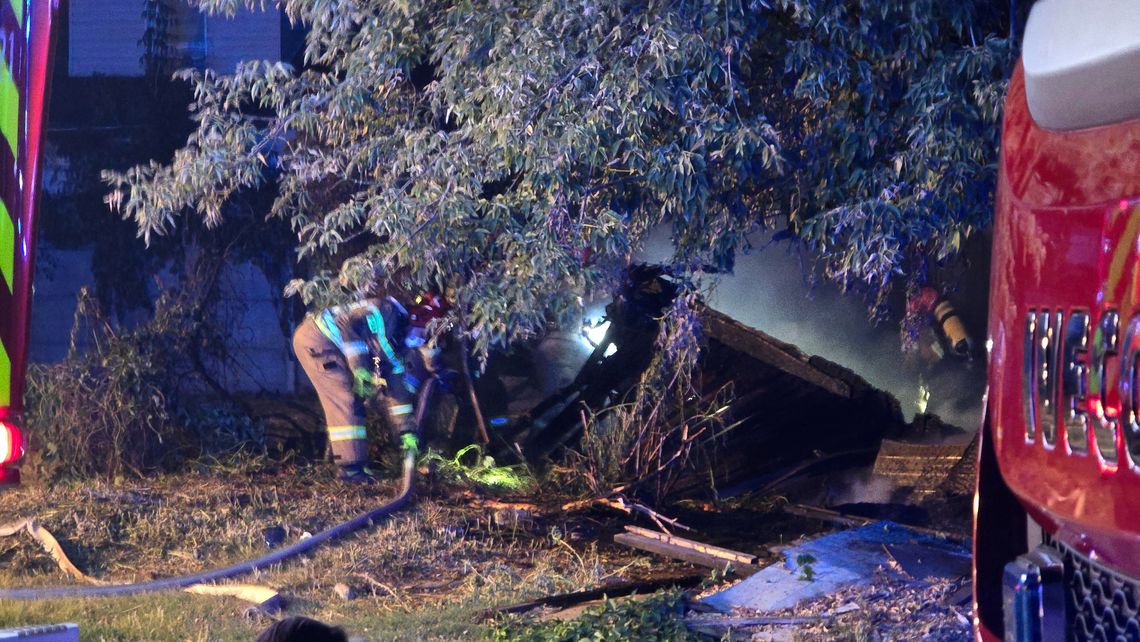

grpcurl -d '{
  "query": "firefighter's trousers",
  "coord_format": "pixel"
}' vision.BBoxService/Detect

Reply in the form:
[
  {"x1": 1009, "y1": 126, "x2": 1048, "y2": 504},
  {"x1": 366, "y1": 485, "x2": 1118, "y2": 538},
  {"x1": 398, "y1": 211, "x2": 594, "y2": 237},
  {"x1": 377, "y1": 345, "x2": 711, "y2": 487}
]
[{"x1": 293, "y1": 317, "x2": 370, "y2": 466}]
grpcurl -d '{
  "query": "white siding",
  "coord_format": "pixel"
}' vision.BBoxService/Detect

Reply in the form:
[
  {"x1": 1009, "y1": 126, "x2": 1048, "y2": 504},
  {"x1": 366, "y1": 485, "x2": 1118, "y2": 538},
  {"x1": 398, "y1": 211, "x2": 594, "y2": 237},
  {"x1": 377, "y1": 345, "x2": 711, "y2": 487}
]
[{"x1": 69, "y1": 0, "x2": 280, "y2": 77}]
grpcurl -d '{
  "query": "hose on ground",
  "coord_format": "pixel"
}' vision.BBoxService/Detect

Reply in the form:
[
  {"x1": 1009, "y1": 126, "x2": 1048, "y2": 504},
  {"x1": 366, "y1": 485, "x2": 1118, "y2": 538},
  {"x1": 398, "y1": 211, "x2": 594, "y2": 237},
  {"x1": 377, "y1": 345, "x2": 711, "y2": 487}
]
[
  {"x1": 0, "y1": 378, "x2": 437, "y2": 600},
  {"x1": 0, "y1": 450, "x2": 415, "y2": 600}
]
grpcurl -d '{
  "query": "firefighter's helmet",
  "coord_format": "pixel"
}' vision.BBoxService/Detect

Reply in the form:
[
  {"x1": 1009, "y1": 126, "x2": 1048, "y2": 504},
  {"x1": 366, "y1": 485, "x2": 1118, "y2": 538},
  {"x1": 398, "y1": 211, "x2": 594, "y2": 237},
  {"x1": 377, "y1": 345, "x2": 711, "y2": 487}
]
[{"x1": 408, "y1": 292, "x2": 448, "y2": 328}]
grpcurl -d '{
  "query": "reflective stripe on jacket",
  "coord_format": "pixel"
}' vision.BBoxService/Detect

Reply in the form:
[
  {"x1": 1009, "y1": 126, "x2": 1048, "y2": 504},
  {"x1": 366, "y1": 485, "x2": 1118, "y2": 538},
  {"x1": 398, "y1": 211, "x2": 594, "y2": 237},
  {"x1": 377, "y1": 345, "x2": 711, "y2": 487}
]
[{"x1": 313, "y1": 297, "x2": 410, "y2": 379}]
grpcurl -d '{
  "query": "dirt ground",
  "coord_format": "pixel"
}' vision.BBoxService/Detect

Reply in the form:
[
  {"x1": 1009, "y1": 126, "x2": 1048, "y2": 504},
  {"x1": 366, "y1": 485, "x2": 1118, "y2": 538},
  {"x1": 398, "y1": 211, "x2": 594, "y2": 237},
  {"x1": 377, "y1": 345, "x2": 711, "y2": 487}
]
[{"x1": 0, "y1": 458, "x2": 972, "y2": 641}]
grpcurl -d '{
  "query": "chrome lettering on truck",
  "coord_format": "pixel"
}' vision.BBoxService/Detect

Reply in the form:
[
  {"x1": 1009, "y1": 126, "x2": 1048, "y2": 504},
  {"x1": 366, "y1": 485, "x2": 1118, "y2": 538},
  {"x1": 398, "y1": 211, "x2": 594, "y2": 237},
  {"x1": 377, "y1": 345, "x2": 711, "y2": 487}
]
[
  {"x1": 1062, "y1": 311, "x2": 1090, "y2": 454},
  {"x1": 1024, "y1": 308, "x2": 1122, "y2": 463},
  {"x1": 1091, "y1": 310, "x2": 1119, "y2": 464},
  {"x1": 1036, "y1": 310, "x2": 1061, "y2": 446},
  {"x1": 1118, "y1": 316, "x2": 1140, "y2": 465}
]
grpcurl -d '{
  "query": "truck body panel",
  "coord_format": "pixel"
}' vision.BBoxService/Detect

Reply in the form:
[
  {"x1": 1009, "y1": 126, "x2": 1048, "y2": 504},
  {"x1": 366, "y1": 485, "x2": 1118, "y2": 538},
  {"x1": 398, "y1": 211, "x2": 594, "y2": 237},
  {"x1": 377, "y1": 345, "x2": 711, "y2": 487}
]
[
  {"x1": 0, "y1": 0, "x2": 62, "y2": 478},
  {"x1": 977, "y1": 58, "x2": 1140, "y2": 641}
]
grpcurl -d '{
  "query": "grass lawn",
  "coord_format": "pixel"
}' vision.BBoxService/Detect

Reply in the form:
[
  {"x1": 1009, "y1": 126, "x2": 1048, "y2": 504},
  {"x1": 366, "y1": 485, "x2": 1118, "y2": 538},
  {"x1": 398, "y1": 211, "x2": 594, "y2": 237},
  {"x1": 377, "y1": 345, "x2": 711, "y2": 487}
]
[
  {"x1": 0, "y1": 593, "x2": 494, "y2": 641},
  {"x1": 0, "y1": 459, "x2": 673, "y2": 641}
]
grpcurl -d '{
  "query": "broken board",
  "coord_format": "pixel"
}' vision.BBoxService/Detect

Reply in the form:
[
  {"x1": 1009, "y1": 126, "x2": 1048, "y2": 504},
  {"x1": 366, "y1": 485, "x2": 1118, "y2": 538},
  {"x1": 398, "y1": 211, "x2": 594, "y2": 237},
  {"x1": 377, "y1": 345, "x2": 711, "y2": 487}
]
[{"x1": 700, "y1": 521, "x2": 969, "y2": 613}]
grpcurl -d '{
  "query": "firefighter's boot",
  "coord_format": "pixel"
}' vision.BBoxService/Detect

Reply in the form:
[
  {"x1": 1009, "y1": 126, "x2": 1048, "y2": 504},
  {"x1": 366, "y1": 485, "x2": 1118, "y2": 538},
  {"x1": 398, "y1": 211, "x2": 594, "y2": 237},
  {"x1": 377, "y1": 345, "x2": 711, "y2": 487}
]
[
  {"x1": 337, "y1": 462, "x2": 380, "y2": 484},
  {"x1": 329, "y1": 432, "x2": 376, "y2": 484}
]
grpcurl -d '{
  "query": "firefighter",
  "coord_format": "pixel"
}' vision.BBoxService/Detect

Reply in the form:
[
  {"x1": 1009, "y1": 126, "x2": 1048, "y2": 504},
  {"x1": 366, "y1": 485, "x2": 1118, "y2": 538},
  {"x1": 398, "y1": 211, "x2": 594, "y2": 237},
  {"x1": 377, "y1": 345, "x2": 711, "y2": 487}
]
[
  {"x1": 292, "y1": 293, "x2": 447, "y2": 483},
  {"x1": 902, "y1": 286, "x2": 974, "y2": 363}
]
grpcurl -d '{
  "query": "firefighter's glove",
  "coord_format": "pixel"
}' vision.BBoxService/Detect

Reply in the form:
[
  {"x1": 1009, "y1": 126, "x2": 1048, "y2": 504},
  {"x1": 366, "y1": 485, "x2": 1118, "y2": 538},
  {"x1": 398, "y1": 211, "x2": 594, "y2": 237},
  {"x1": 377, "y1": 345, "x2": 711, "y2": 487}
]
[
  {"x1": 352, "y1": 367, "x2": 376, "y2": 398},
  {"x1": 400, "y1": 432, "x2": 421, "y2": 457}
]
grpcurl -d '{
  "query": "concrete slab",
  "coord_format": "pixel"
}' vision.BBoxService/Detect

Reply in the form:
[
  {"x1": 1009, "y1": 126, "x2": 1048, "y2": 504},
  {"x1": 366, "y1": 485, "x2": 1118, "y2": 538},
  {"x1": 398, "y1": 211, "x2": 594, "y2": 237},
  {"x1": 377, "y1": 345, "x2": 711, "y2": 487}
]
[{"x1": 701, "y1": 521, "x2": 968, "y2": 613}]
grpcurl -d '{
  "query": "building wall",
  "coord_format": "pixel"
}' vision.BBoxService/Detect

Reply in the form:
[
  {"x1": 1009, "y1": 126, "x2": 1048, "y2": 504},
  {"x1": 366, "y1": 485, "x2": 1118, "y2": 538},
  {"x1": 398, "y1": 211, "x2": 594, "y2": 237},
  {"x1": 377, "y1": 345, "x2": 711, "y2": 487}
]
[
  {"x1": 27, "y1": 246, "x2": 93, "y2": 364},
  {"x1": 208, "y1": 260, "x2": 300, "y2": 394},
  {"x1": 50, "y1": 1, "x2": 292, "y2": 391},
  {"x1": 29, "y1": 244, "x2": 301, "y2": 394},
  {"x1": 68, "y1": 0, "x2": 281, "y2": 77}
]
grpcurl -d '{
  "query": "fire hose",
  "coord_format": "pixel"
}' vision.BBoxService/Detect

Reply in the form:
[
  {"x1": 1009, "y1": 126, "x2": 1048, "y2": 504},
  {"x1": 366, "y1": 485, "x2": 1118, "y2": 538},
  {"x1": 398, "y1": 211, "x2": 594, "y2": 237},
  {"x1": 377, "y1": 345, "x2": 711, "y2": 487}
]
[{"x1": 0, "y1": 380, "x2": 435, "y2": 601}]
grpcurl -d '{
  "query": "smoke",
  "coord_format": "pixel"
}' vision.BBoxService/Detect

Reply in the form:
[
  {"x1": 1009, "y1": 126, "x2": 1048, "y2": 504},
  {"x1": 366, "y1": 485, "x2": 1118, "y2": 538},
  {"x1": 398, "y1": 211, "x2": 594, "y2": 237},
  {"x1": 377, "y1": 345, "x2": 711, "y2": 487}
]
[
  {"x1": 638, "y1": 228, "x2": 986, "y2": 434},
  {"x1": 830, "y1": 470, "x2": 899, "y2": 505}
]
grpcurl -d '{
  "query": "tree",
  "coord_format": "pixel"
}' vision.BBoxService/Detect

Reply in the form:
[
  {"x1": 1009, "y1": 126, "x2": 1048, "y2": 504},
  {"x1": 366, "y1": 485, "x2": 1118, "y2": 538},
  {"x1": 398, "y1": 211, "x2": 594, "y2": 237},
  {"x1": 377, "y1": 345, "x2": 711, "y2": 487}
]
[
  {"x1": 104, "y1": 0, "x2": 1016, "y2": 358},
  {"x1": 774, "y1": 0, "x2": 1016, "y2": 317},
  {"x1": 106, "y1": 0, "x2": 780, "y2": 360}
]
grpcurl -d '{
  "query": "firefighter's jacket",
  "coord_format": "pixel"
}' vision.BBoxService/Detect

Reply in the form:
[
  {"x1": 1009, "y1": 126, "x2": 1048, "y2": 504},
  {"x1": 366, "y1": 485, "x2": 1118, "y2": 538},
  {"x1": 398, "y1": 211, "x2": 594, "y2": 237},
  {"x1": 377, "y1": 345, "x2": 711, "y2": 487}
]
[{"x1": 312, "y1": 296, "x2": 425, "y2": 433}]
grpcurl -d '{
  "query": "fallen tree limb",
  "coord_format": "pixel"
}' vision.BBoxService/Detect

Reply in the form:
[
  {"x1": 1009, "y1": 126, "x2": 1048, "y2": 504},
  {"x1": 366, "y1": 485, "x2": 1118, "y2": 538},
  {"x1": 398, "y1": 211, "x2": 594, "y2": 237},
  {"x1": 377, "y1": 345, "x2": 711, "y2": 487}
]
[
  {"x1": 0, "y1": 517, "x2": 283, "y2": 611},
  {"x1": 623, "y1": 526, "x2": 758, "y2": 565},
  {"x1": 614, "y1": 532, "x2": 760, "y2": 576},
  {"x1": 459, "y1": 334, "x2": 491, "y2": 444},
  {"x1": 562, "y1": 495, "x2": 692, "y2": 532},
  {"x1": 481, "y1": 574, "x2": 704, "y2": 619},
  {"x1": 0, "y1": 518, "x2": 106, "y2": 585}
]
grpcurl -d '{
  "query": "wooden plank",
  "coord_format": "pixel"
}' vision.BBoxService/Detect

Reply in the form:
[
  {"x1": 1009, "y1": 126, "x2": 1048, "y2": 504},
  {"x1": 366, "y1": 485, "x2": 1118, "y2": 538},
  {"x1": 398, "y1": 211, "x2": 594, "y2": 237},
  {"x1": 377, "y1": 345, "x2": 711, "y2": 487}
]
[
  {"x1": 623, "y1": 526, "x2": 759, "y2": 565},
  {"x1": 614, "y1": 532, "x2": 761, "y2": 576},
  {"x1": 872, "y1": 439, "x2": 969, "y2": 493},
  {"x1": 782, "y1": 503, "x2": 871, "y2": 528},
  {"x1": 700, "y1": 311, "x2": 852, "y2": 398}
]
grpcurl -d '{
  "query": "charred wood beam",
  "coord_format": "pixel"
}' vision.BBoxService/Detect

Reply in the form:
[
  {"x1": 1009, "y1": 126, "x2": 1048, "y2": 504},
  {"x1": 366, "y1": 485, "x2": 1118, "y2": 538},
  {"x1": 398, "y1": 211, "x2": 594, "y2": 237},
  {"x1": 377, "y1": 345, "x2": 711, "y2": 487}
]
[
  {"x1": 781, "y1": 503, "x2": 970, "y2": 542},
  {"x1": 480, "y1": 574, "x2": 704, "y2": 619},
  {"x1": 700, "y1": 311, "x2": 852, "y2": 398},
  {"x1": 732, "y1": 448, "x2": 880, "y2": 497}
]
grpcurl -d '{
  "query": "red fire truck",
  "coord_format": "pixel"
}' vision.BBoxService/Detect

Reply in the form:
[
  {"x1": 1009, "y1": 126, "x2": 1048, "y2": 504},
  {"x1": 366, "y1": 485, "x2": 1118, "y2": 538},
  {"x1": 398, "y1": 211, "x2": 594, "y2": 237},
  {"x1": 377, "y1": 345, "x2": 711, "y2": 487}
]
[
  {"x1": 0, "y1": 0, "x2": 61, "y2": 485},
  {"x1": 975, "y1": 1, "x2": 1140, "y2": 640}
]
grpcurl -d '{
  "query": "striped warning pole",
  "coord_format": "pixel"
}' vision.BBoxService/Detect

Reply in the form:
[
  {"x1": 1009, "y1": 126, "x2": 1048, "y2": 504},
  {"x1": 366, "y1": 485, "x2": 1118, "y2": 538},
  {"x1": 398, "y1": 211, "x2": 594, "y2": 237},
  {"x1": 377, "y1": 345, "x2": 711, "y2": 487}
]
[{"x1": 0, "y1": 0, "x2": 62, "y2": 484}]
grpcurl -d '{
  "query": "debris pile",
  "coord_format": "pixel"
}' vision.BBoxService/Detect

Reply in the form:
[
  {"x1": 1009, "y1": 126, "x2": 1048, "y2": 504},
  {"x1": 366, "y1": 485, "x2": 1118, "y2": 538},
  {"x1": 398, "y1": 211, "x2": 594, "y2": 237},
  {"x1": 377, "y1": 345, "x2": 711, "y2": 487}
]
[
  {"x1": 872, "y1": 440, "x2": 971, "y2": 497},
  {"x1": 606, "y1": 521, "x2": 972, "y2": 641},
  {"x1": 687, "y1": 565, "x2": 971, "y2": 641}
]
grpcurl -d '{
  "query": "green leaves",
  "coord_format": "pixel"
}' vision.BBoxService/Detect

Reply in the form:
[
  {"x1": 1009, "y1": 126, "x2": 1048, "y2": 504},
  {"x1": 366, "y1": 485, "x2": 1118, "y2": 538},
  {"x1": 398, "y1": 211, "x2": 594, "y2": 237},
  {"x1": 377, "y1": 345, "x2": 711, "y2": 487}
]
[
  {"x1": 107, "y1": 0, "x2": 783, "y2": 358},
  {"x1": 487, "y1": 590, "x2": 697, "y2": 641},
  {"x1": 107, "y1": 0, "x2": 1015, "y2": 350},
  {"x1": 777, "y1": 0, "x2": 1015, "y2": 316}
]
